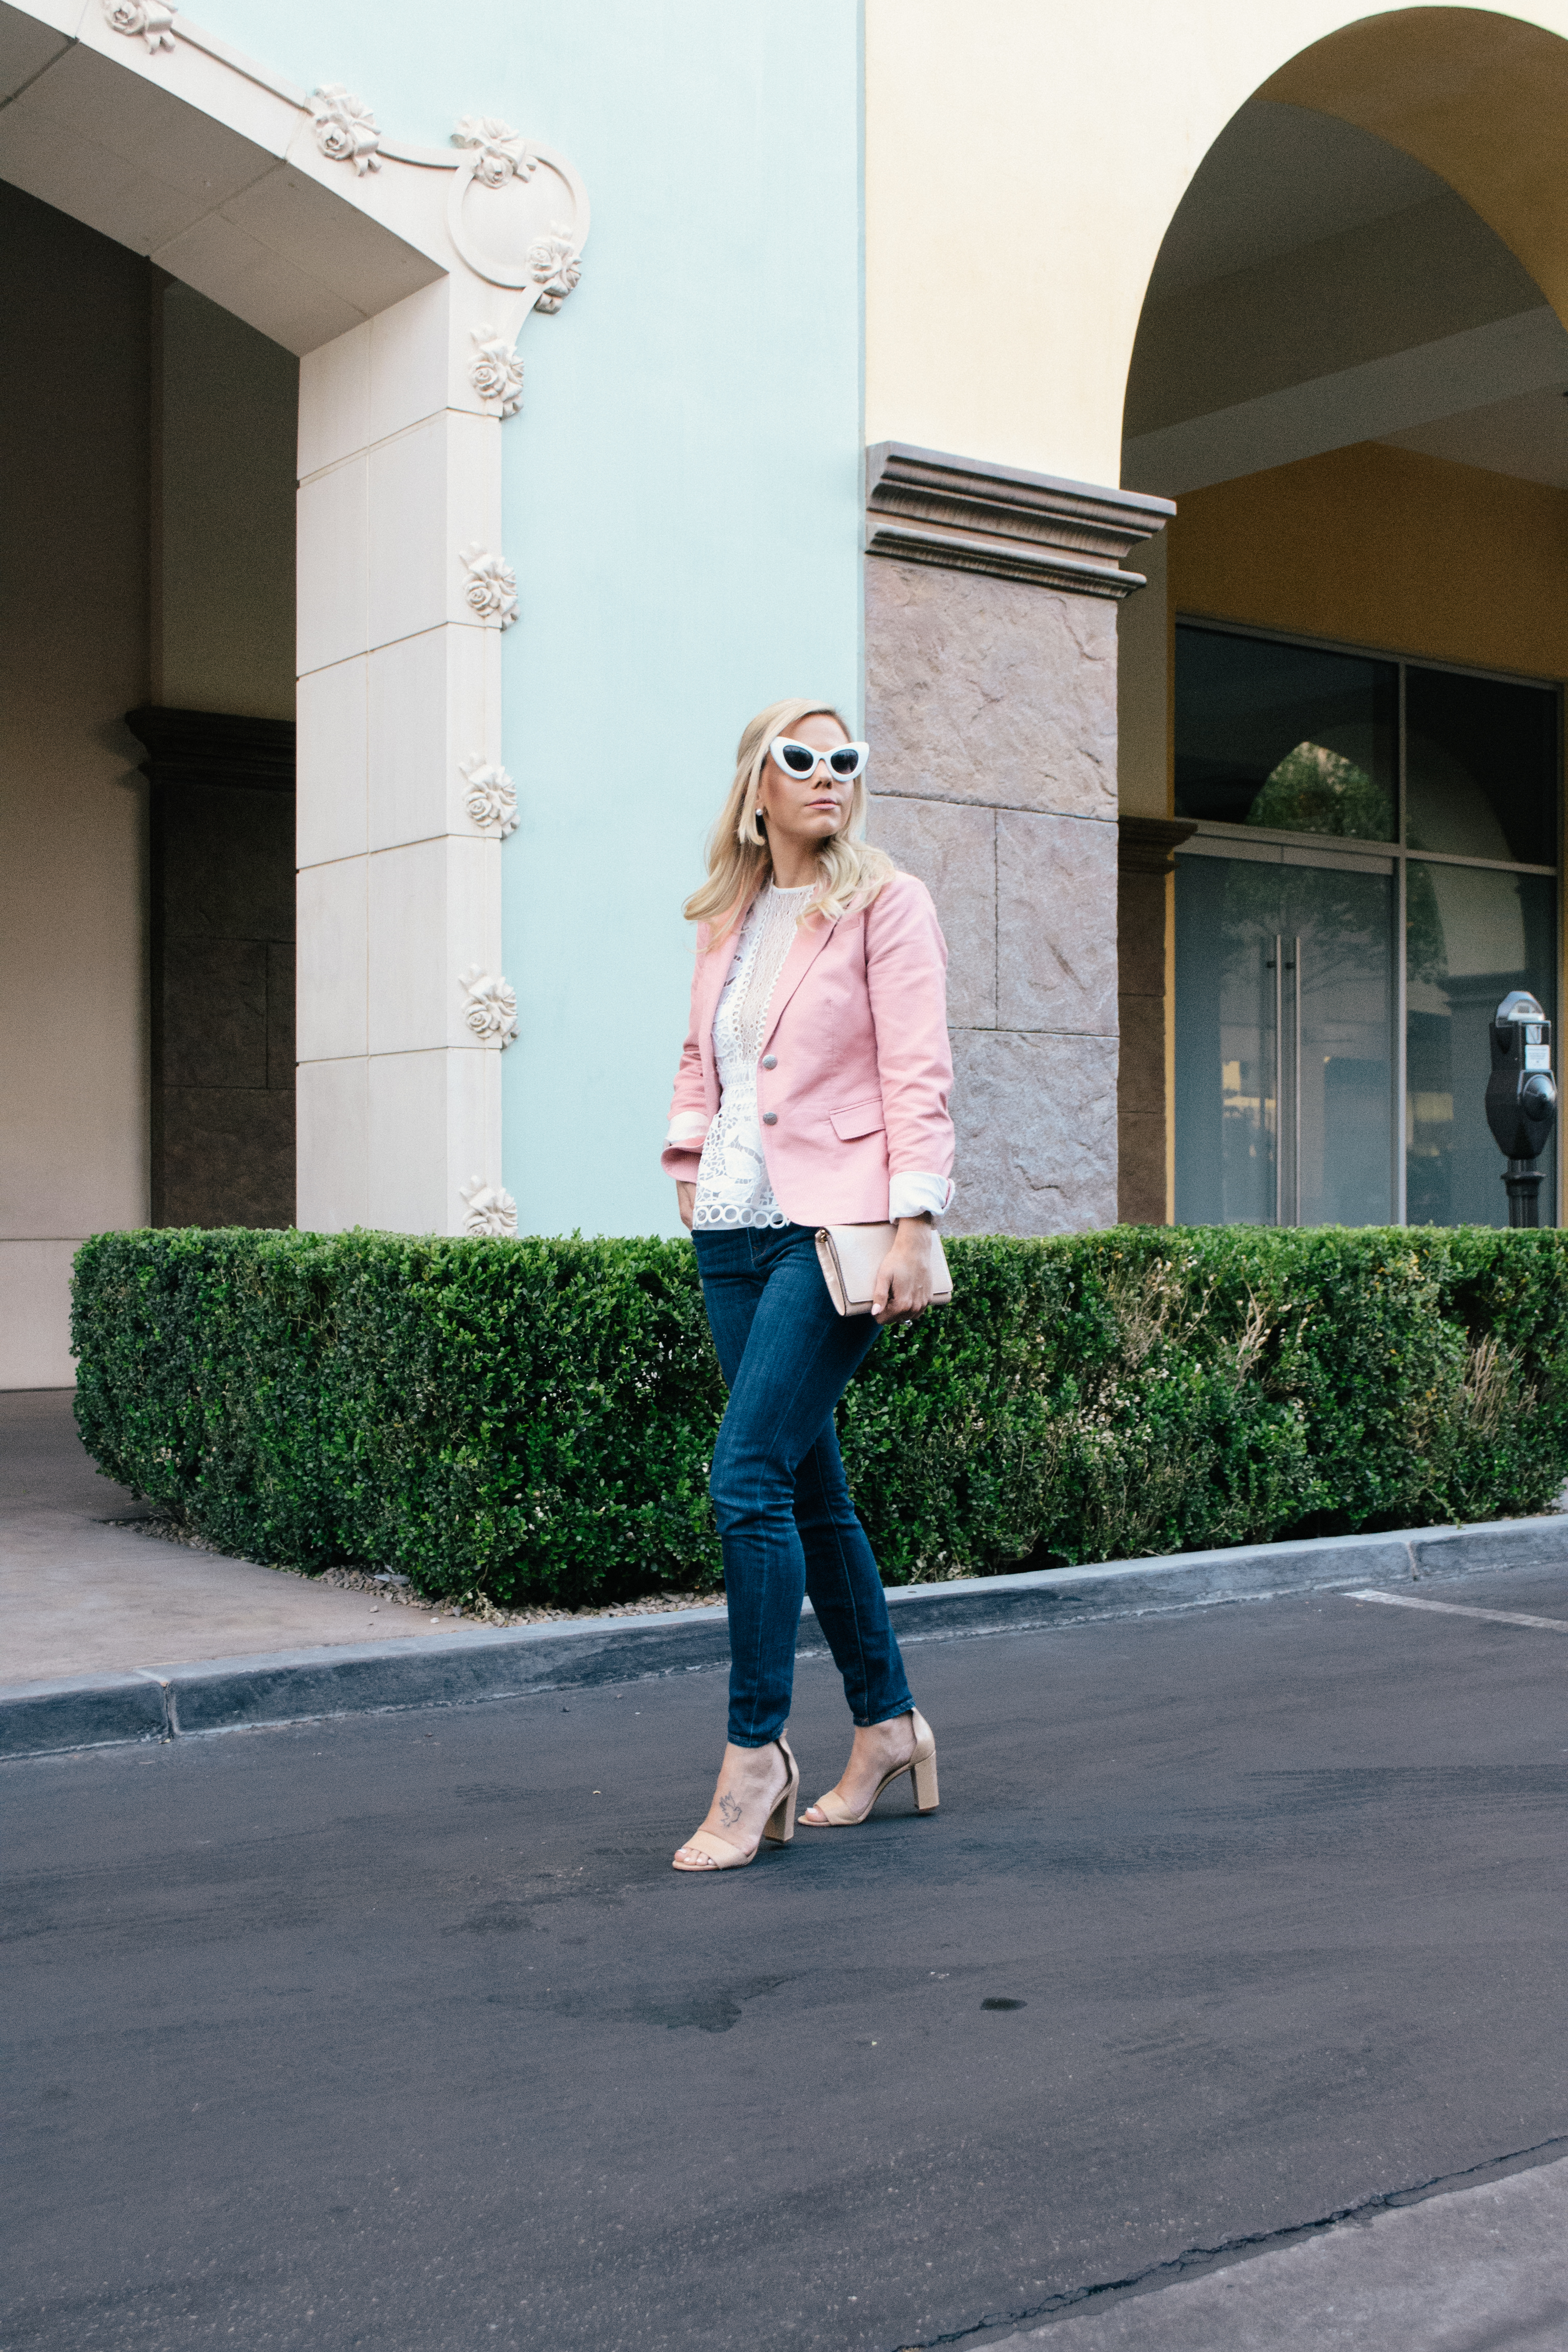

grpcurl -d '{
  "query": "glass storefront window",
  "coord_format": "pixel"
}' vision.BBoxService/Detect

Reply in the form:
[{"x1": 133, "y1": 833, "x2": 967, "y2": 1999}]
[
  {"x1": 1406, "y1": 866, "x2": 1557, "y2": 1226},
  {"x1": 1406, "y1": 666, "x2": 1557, "y2": 868},
  {"x1": 1174, "y1": 625, "x2": 1396, "y2": 840},
  {"x1": 1173, "y1": 622, "x2": 1559, "y2": 1230}
]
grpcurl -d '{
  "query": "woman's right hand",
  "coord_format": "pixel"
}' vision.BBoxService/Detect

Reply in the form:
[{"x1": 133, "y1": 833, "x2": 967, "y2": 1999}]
[{"x1": 676, "y1": 1181, "x2": 696, "y2": 1230}]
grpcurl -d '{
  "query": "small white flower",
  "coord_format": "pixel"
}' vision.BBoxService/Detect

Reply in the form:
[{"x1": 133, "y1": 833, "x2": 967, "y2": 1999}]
[
  {"x1": 310, "y1": 84, "x2": 382, "y2": 176},
  {"x1": 468, "y1": 328, "x2": 524, "y2": 417},
  {"x1": 452, "y1": 115, "x2": 535, "y2": 188},
  {"x1": 459, "y1": 544, "x2": 518, "y2": 629},
  {"x1": 104, "y1": 0, "x2": 176, "y2": 52},
  {"x1": 458, "y1": 965, "x2": 519, "y2": 1045},
  {"x1": 459, "y1": 756, "x2": 519, "y2": 837},
  {"x1": 460, "y1": 1175, "x2": 519, "y2": 1238},
  {"x1": 528, "y1": 229, "x2": 582, "y2": 314}
]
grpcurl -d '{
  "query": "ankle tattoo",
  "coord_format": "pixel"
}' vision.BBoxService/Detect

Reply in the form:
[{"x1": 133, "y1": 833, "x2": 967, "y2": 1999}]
[{"x1": 718, "y1": 1791, "x2": 742, "y2": 1828}]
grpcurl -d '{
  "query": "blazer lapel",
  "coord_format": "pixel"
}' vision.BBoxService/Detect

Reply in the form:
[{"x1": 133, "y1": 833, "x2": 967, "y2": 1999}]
[
  {"x1": 695, "y1": 923, "x2": 744, "y2": 1097},
  {"x1": 760, "y1": 913, "x2": 837, "y2": 1053}
]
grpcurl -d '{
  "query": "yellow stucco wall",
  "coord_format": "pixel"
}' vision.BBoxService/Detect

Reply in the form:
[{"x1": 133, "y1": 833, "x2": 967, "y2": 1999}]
[
  {"x1": 864, "y1": 3, "x2": 1568, "y2": 484},
  {"x1": 1169, "y1": 442, "x2": 1568, "y2": 681}
]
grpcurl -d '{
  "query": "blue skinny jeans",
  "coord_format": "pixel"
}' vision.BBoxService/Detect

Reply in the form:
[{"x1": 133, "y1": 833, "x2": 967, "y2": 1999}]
[{"x1": 692, "y1": 1221, "x2": 916, "y2": 1749}]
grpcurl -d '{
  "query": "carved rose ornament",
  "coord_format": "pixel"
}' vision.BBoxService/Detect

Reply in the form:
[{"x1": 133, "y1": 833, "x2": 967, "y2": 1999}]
[
  {"x1": 458, "y1": 966, "x2": 519, "y2": 1046},
  {"x1": 310, "y1": 84, "x2": 382, "y2": 176},
  {"x1": 460, "y1": 757, "x2": 519, "y2": 837},
  {"x1": 452, "y1": 115, "x2": 536, "y2": 188},
  {"x1": 104, "y1": 0, "x2": 176, "y2": 51},
  {"x1": 459, "y1": 545, "x2": 518, "y2": 628},
  {"x1": 460, "y1": 1176, "x2": 519, "y2": 1238},
  {"x1": 528, "y1": 230, "x2": 582, "y2": 314},
  {"x1": 468, "y1": 328, "x2": 524, "y2": 417}
]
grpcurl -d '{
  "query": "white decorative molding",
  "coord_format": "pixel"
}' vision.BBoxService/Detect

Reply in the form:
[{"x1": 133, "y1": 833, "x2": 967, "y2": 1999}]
[
  {"x1": 528, "y1": 229, "x2": 582, "y2": 314},
  {"x1": 104, "y1": 0, "x2": 177, "y2": 52},
  {"x1": 468, "y1": 326, "x2": 524, "y2": 417},
  {"x1": 445, "y1": 135, "x2": 589, "y2": 292},
  {"x1": 452, "y1": 116, "x2": 536, "y2": 188},
  {"x1": 460, "y1": 1175, "x2": 519, "y2": 1238},
  {"x1": 460, "y1": 756, "x2": 519, "y2": 837},
  {"x1": 309, "y1": 85, "x2": 382, "y2": 177},
  {"x1": 459, "y1": 544, "x2": 518, "y2": 628},
  {"x1": 9, "y1": 4, "x2": 594, "y2": 1250},
  {"x1": 458, "y1": 965, "x2": 519, "y2": 1046}
]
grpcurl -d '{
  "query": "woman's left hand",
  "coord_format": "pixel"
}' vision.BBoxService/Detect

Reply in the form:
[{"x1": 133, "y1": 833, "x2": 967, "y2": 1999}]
[{"x1": 872, "y1": 1218, "x2": 935, "y2": 1326}]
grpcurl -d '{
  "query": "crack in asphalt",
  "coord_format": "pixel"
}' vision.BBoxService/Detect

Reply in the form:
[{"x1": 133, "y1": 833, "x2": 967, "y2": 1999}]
[{"x1": 892, "y1": 2130, "x2": 1568, "y2": 2350}]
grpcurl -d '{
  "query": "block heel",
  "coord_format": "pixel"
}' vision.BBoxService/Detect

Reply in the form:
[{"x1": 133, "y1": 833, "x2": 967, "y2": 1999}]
[
  {"x1": 910, "y1": 1743, "x2": 939, "y2": 1814},
  {"x1": 801, "y1": 1709, "x2": 939, "y2": 1826}
]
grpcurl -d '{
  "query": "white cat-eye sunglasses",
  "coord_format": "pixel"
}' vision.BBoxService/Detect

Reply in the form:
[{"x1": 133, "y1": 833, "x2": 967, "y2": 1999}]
[{"x1": 768, "y1": 736, "x2": 870, "y2": 783}]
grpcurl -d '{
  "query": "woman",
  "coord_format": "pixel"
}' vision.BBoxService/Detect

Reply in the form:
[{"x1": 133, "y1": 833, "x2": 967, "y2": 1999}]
[{"x1": 663, "y1": 696, "x2": 954, "y2": 1873}]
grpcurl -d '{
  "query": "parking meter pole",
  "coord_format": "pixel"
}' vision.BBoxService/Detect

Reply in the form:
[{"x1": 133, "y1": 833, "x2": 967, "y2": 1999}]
[
  {"x1": 1504, "y1": 1159, "x2": 1544, "y2": 1229},
  {"x1": 1485, "y1": 991, "x2": 1556, "y2": 1231}
]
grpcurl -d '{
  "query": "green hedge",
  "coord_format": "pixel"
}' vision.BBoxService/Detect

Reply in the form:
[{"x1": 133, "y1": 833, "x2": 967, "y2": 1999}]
[{"x1": 71, "y1": 1226, "x2": 1568, "y2": 1605}]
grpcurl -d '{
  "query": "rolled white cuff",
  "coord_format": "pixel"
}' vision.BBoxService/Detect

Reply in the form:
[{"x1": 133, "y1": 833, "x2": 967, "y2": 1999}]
[
  {"x1": 889, "y1": 1172, "x2": 954, "y2": 1223},
  {"x1": 665, "y1": 1112, "x2": 710, "y2": 1147}
]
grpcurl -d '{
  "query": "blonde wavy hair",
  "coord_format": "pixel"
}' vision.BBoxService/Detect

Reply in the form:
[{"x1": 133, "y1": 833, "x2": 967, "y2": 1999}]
[{"x1": 683, "y1": 697, "x2": 897, "y2": 945}]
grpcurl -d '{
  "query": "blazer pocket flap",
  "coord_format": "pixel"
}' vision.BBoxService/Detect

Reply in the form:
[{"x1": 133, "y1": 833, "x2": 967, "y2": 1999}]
[{"x1": 829, "y1": 1098, "x2": 886, "y2": 1142}]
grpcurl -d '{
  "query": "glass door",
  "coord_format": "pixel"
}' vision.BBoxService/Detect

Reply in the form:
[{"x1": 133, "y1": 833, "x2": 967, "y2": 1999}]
[
  {"x1": 1172, "y1": 621, "x2": 1559, "y2": 1229},
  {"x1": 1174, "y1": 850, "x2": 1395, "y2": 1225}
]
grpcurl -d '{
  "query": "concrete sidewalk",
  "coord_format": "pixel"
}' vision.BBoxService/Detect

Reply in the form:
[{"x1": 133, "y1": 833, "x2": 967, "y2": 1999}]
[
  {"x1": 1, "y1": 1389, "x2": 488, "y2": 1683},
  {"x1": 987, "y1": 2151, "x2": 1568, "y2": 2349},
  {"x1": 7, "y1": 1385, "x2": 1568, "y2": 1762}
]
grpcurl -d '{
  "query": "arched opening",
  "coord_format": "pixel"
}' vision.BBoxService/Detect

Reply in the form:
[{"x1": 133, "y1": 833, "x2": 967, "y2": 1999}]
[
  {"x1": 1114, "y1": 9, "x2": 1568, "y2": 1233},
  {"x1": 0, "y1": 4, "x2": 461, "y2": 1387}
]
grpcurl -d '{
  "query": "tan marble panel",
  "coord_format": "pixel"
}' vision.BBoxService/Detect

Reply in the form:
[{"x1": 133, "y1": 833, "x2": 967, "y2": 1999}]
[
  {"x1": 865, "y1": 557, "x2": 1117, "y2": 819},
  {"x1": 868, "y1": 793, "x2": 996, "y2": 1030},
  {"x1": 996, "y1": 810, "x2": 1118, "y2": 1037},
  {"x1": 947, "y1": 1031, "x2": 1117, "y2": 1236}
]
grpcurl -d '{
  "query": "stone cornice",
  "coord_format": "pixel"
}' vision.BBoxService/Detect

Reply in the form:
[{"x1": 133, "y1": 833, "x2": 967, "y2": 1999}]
[
  {"x1": 1117, "y1": 816, "x2": 1196, "y2": 875},
  {"x1": 127, "y1": 706, "x2": 296, "y2": 792},
  {"x1": 866, "y1": 442, "x2": 1174, "y2": 600}
]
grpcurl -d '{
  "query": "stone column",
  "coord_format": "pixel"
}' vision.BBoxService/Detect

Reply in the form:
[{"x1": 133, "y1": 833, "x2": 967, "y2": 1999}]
[{"x1": 863, "y1": 443, "x2": 1172, "y2": 1235}]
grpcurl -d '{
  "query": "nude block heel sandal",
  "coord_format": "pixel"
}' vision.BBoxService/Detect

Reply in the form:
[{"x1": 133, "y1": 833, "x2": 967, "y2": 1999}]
[
  {"x1": 804, "y1": 1710, "x2": 939, "y2": 1827},
  {"x1": 673, "y1": 1735, "x2": 799, "y2": 1872}
]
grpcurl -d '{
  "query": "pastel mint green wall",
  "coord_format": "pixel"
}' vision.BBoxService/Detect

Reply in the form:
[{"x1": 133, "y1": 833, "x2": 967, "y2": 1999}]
[{"x1": 186, "y1": 0, "x2": 867, "y2": 1237}]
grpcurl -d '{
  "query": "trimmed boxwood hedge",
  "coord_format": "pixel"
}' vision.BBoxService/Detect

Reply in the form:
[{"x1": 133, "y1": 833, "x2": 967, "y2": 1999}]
[{"x1": 71, "y1": 1225, "x2": 1568, "y2": 1605}]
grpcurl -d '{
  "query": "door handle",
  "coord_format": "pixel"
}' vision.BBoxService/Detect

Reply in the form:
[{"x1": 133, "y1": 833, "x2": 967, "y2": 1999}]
[{"x1": 1269, "y1": 935, "x2": 1303, "y2": 1226}]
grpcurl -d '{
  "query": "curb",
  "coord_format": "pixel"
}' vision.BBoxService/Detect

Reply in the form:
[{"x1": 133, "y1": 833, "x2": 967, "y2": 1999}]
[{"x1": 4, "y1": 1514, "x2": 1565, "y2": 1762}]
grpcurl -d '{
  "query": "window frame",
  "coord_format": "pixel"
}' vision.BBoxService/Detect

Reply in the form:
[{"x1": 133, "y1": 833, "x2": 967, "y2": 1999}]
[{"x1": 1172, "y1": 611, "x2": 1564, "y2": 1228}]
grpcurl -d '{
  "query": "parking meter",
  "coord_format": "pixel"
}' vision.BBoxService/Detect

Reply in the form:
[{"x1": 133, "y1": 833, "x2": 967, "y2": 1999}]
[{"x1": 1484, "y1": 990, "x2": 1557, "y2": 1226}]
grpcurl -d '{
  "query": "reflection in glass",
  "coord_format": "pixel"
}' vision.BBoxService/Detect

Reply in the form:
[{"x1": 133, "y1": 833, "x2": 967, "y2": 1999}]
[
  {"x1": 1175, "y1": 855, "x2": 1393, "y2": 1226},
  {"x1": 1175, "y1": 626, "x2": 1396, "y2": 839},
  {"x1": 1406, "y1": 865, "x2": 1557, "y2": 1226},
  {"x1": 1406, "y1": 667, "x2": 1557, "y2": 868}
]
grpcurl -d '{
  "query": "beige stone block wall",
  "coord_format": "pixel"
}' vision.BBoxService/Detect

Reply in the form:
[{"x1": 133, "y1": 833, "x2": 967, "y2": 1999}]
[{"x1": 866, "y1": 557, "x2": 1119, "y2": 1236}]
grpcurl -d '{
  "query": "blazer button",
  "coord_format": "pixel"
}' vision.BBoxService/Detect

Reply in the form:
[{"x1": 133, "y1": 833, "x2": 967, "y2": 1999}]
[
  {"x1": 762, "y1": 1055, "x2": 777, "y2": 1069},
  {"x1": 762, "y1": 1111, "x2": 778, "y2": 1125}
]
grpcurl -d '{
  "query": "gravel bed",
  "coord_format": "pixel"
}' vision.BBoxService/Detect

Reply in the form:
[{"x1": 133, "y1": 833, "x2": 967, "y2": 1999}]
[{"x1": 111, "y1": 1512, "x2": 721, "y2": 1626}]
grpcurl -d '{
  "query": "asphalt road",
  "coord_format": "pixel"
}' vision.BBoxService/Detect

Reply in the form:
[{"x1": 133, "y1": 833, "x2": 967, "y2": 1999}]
[{"x1": 7, "y1": 1566, "x2": 1567, "y2": 2352}]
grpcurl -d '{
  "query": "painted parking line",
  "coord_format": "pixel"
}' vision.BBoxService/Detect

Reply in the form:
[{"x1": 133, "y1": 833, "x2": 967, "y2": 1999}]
[{"x1": 1347, "y1": 1588, "x2": 1568, "y2": 1634}]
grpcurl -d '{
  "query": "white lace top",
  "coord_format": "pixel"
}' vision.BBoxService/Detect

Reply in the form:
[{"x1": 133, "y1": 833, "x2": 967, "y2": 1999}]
[{"x1": 691, "y1": 882, "x2": 815, "y2": 1230}]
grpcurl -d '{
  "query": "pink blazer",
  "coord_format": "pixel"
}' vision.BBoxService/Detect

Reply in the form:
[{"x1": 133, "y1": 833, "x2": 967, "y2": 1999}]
[{"x1": 662, "y1": 872, "x2": 954, "y2": 1225}]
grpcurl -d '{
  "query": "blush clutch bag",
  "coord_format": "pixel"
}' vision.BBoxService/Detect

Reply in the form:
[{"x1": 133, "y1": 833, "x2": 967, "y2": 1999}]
[{"x1": 814, "y1": 1223, "x2": 953, "y2": 1318}]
